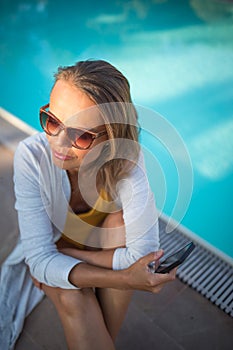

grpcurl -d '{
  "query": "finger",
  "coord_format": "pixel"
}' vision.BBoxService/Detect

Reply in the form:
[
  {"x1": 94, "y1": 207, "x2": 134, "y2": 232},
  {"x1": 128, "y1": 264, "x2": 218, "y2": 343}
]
[
  {"x1": 146, "y1": 250, "x2": 165, "y2": 272},
  {"x1": 141, "y1": 249, "x2": 164, "y2": 267},
  {"x1": 154, "y1": 270, "x2": 176, "y2": 283},
  {"x1": 153, "y1": 283, "x2": 168, "y2": 293},
  {"x1": 32, "y1": 278, "x2": 42, "y2": 289},
  {"x1": 31, "y1": 275, "x2": 43, "y2": 290},
  {"x1": 168, "y1": 267, "x2": 178, "y2": 279}
]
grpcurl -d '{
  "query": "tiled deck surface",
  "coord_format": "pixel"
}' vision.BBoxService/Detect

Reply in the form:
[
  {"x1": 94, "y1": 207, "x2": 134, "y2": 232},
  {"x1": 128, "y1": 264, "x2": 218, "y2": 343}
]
[{"x1": 1, "y1": 141, "x2": 233, "y2": 350}]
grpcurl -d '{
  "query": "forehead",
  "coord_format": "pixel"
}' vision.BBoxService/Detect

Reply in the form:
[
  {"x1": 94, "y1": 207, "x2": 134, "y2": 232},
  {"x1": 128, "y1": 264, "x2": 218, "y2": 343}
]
[
  {"x1": 65, "y1": 107, "x2": 105, "y2": 130},
  {"x1": 50, "y1": 80, "x2": 104, "y2": 129}
]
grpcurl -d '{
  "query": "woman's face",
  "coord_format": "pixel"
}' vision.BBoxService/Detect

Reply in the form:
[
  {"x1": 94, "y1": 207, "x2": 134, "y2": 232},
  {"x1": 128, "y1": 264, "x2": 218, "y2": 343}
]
[{"x1": 47, "y1": 79, "x2": 107, "y2": 172}]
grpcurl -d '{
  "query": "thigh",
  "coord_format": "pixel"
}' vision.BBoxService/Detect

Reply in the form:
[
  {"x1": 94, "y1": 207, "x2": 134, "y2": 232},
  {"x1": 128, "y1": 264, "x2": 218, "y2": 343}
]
[
  {"x1": 42, "y1": 285, "x2": 115, "y2": 349},
  {"x1": 96, "y1": 210, "x2": 131, "y2": 338},
  {"x1": 99, "y1": 210, "x2": 126, "y2": 249},
  {"x1": 96, "y1": 287, "x2": 133, "y2": 341},
  {"x1": 41, "y1": 282, "x2": 91, "y2": 313}
]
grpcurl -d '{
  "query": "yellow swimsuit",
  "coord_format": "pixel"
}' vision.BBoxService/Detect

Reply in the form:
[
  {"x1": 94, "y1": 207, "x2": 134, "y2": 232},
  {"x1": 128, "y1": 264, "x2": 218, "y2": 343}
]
[{"x1": 62, "y1": 189, "x2": 117, "y2": 249}]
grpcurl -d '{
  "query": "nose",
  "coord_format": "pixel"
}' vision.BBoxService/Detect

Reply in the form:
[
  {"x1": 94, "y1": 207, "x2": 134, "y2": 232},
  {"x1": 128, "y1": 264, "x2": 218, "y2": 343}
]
[{"x1": 53, "y1": 129, "x2": 72, "y2": 148}]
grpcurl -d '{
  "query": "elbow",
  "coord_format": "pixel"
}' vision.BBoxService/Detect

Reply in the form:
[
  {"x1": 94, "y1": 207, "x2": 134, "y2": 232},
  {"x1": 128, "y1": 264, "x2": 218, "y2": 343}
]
[{"x1": 24, "y1": 254, "x2": 51, "y2": 284}]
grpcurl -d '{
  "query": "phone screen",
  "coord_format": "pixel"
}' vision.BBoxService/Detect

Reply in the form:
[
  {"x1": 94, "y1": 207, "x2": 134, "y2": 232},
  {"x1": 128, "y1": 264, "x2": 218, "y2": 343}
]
[{"x1": 155, "y1": 242, "x2": 195, "y2": 274}]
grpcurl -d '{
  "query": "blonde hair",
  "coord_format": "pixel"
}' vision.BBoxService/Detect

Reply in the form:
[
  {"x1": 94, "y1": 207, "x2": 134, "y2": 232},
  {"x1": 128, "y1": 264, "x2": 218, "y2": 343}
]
[{"x1": 54, "y1": 59, "x2": 140, "y2": 198}]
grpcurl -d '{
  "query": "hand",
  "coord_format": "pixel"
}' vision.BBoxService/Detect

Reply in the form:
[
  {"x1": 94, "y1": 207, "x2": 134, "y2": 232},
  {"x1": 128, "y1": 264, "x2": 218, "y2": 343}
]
[
  {"x1": 31, "y1": 275, "x2": 43, "y2": 290},
  {"x1": 125, "y1": 250, "x2": 177, "y2": 293}
]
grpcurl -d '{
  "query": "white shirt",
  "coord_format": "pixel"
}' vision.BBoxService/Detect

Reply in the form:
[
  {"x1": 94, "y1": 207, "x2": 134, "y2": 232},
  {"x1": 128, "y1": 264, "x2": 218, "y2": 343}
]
[{"x1": 13, "y1": 132, "x2": 159, "y2": 289}]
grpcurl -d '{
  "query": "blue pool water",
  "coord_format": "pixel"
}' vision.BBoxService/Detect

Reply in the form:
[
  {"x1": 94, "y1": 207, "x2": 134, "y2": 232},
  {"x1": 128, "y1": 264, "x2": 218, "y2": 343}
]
[{"x1": 0, "y1": 0, "x2": 233, "y2": 258}]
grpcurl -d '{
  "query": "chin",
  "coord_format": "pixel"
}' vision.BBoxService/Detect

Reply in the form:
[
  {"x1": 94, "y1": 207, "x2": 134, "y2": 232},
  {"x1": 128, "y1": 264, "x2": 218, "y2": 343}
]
[{"x1": 52, "y1": 156, "x2": 78, "y2": 170}]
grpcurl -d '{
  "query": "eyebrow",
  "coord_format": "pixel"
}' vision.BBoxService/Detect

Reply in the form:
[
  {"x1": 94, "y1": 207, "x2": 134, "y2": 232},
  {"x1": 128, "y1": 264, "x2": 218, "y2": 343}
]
[
  {"x1": 88, "y1": 125, "x2": 106, "y2": 133},
  {"x1": 47, "y1": 107, "x2": 106, "y2": 132}
]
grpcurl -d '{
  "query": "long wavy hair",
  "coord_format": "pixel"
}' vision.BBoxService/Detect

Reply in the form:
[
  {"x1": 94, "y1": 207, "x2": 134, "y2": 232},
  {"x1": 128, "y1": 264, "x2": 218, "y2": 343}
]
[{"x1": 54, "y1": 59, "x2": 140, "y2": 199}]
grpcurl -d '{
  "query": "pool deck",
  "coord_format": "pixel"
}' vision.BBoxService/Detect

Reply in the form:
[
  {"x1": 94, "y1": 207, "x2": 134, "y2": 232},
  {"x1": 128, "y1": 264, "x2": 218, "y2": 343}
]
[{"x1": 0, "y1": 116, "x2": 233, "y2": 350}]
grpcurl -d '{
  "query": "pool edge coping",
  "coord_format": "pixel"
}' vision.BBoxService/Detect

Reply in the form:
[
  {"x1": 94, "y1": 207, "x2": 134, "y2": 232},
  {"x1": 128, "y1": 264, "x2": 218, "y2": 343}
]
[{"x1": 160, "y1": 212, "x2": 233, "y2": 267}]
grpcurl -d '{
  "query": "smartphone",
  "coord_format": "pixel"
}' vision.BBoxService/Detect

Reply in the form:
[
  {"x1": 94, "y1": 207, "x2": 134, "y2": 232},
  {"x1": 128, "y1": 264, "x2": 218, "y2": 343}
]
[{"x1": 150, "y1": 241, "x2": 195, "y2": 274}]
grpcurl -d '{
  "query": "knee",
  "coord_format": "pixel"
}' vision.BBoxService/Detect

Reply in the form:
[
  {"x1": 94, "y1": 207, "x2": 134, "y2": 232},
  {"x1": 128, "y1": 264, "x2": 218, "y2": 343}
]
[
  {"x1": 57, "y1": 288, "x2": 93, "y2": 316},
  {"x1": 102, "y1": 210, "x2": 125, "y2": 229},
  {"x1": 100, "y1": 210, "x2": 126, "y2": 248}
]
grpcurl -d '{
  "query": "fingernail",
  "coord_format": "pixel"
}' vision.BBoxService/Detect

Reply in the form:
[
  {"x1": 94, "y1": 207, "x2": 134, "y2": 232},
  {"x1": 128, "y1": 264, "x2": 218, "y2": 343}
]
[{"x1": 155, "y1": 249, "x2": 163, "y2": 257}]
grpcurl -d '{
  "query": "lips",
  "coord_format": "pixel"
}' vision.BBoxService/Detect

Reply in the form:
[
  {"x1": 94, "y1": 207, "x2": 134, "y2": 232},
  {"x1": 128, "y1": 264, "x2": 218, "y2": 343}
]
[{"x1": 53, "y1": 150, "x2": 75, "y2": 161}]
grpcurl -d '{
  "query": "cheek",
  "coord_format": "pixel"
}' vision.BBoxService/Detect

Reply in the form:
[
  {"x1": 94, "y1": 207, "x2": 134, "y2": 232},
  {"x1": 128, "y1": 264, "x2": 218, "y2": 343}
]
[
  {"x1": 72, "y1": 148, "x2": 89, "y2": 160},
  {"x1": 79, "y1": 143, "x2": 106, "y2": 166},
  {"x1": 46, "y1": 134, "x2": 60, "y2": 147},
  {"x1": 72, "y1": 148, "x2": 97, "y2": 168}
]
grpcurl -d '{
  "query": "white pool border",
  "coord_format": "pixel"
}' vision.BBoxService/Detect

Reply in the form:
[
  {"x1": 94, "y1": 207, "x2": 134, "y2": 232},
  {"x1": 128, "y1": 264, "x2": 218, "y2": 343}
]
[
  {"x1": 0, "y1": 107, "x2": 37, "y2": 135},
  {"x1": 1, "y1": 106, "x2": 233, "y2": 267},
  {"x1": 160, "y1": 212, "x2": 233, "y2": 267}
]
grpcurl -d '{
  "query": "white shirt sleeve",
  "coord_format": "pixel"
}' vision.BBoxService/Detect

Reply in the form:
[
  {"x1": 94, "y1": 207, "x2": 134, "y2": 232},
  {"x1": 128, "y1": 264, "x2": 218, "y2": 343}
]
[
  {"x1": 14, "y1": 136, "x2": 82, "y2": 289},
  {"x1": 112, "y1": 152, "x2": 160, "y2": 270}
]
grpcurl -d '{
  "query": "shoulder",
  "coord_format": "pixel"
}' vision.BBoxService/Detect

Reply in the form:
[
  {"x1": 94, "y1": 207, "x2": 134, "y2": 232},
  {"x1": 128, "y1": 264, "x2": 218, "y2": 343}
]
[
  {"x1": 126, "y1": 150, "x2": 148, "y2": 182},
  {"x1": 13, "y1": 132, "x2": 53, "y2": 183},
  {"x1": 14, "y1": 132, "x2": 49, "y2": 163},
  {"x1": 116, "y1": 150, "x2": 150, "y2": 196},
  {"x1": 16, "y1": 132, "x2": 48, "y2": 153}
]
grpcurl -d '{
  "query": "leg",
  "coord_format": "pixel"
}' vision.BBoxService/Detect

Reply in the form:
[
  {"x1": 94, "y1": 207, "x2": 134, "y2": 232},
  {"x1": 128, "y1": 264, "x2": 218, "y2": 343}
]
[
  {"x1": 98, "y1": 209, "x2": 126, "y2": 249},
  {"x1": 96, "y1": 287, "x2": 133, "y2": 341},
  {"x1": 35, "y1": 238, "x2": 114, "y2": 349},
  {"x1": 96, "y1": 210, "x2": 133, "y2": 341},
  {"x1": 42, "y1": 284, "x2": 115, "y2": 350}
]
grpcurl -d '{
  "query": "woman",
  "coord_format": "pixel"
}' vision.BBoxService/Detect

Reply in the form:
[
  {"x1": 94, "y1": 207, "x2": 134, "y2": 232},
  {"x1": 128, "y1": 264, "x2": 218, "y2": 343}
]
[{"x1": 13, "y1": 60, "x2": 176, "y2": 349}]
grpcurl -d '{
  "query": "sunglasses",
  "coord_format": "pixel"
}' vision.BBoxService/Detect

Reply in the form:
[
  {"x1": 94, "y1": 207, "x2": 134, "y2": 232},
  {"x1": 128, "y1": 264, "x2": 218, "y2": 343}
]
[{"x1": 39, "y1": 104, "x2": 107, "y2": 150}]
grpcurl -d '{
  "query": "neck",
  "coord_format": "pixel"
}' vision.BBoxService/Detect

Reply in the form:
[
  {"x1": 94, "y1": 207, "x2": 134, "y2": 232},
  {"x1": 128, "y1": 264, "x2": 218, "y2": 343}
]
[{"x1": 66, "y1": 170, "x2": 78, "y2": 192}]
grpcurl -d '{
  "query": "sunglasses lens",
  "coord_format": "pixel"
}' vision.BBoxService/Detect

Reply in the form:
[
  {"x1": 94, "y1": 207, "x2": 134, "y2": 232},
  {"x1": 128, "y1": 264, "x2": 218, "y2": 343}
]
[
  {"x1": 40, "y1": 112, "x2": 60, "y2": 135},
  {"x1": 40, "y1": 108, "x2": 96, "y2": 149},
  {"x1": 68, "y1": 129, "x2": 93, "y2": 149}
]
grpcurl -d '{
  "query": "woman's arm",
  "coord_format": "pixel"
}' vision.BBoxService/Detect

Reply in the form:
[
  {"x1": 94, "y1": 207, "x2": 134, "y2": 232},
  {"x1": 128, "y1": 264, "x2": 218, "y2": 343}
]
[
  {"x1": 14, "y1": 137, "x2": 82, "y2": 289},
  {"x1": 111, "y1": 152, "x2": 160, "y2": 270},
  {"x1": 68, "y1": 250, "x2": 177, "y2": 293},
  {"x1": 60, "y1": 247, "x2": 115, "y2": 269},
  {"x1": 60, "y1": 151, "x2": 161, "y2": 272}
]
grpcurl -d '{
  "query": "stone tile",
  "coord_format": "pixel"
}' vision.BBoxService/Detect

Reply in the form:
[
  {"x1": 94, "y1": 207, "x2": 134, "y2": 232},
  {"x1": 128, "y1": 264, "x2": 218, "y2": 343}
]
[
  {"x1": 151, "y1": 285, "x2": 233, "y2": 350},
  {"x1": 131, "y1": 278, "x2": 187, "y2": 321},
  {"x1": 0, "y1": 145, "x2": 19, "y2": 263},
  {"x1": 0, "y1": 115, "x2": 31, "y2": 152},
  {"x1": 116, "y1": 301, "x2": 184, "y2": 350},
  {"x1": 15, "y1": 332, "x2": 44, "y2": 350},
  {"x1": 15, "y1": 297, "x2": 67, "y2": 350}
]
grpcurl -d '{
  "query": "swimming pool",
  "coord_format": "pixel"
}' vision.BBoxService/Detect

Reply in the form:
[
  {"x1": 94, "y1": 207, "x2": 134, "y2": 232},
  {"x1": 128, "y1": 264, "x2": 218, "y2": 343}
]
[{"x1": 0, "y1": 0, "x2": 233, "y2": 259}]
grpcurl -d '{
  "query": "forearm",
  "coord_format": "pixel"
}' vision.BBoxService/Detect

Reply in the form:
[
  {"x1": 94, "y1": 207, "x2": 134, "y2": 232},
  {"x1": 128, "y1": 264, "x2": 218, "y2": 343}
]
[
  {"x1": 61, "y1": 248, "x2": 115, "y2": 269},
  {"x1": 68, "y1": 250, "x2": 177, "y2": 292},
  {"x1": 69, "y1": 262, "x2": 128, "y2": 289}
]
